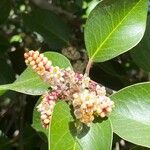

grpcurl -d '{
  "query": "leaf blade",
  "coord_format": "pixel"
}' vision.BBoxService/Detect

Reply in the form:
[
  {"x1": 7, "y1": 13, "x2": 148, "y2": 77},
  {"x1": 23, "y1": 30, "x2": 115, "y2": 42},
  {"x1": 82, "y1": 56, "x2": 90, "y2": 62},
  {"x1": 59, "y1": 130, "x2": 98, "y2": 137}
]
[
  {"x1": 33, "y1": 101, "x2": 113, "y2": 150},
  {"x1": 85, "y1": 0, "x2": 148, "y2": 62},
  {"x1": 0, "y1": 52, "x2": 72, "y2": 95},
  {"x1": 110, "y1": 82, "x2": 150, "y2": 148},
  {"x1": 51, "y1": 102, "x2": 113, "y2": 150},
  {"x1": 23, "y1": 7, "x2": 71, "y2": 49}
]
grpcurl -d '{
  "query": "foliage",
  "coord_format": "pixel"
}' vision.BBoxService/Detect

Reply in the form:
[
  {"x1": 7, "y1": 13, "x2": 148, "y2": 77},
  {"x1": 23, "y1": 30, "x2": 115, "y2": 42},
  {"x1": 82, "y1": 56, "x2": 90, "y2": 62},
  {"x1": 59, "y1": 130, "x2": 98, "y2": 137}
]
[{"x1": 0, "y1": 0, "x2": 150, "y2": 150}]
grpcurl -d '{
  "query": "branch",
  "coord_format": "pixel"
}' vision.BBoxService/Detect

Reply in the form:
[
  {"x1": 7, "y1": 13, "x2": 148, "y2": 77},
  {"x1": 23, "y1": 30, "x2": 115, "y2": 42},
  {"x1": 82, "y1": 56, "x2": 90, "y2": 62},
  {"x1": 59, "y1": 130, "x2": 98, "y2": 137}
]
[{"x1": 85, "y1": 59, "x2": 93, "y2": 76}]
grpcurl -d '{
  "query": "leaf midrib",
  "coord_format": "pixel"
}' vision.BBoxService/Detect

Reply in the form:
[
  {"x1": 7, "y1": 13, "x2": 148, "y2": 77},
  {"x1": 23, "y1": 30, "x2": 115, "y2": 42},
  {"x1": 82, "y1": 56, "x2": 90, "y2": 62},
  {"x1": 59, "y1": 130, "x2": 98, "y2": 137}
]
[{"x1": 91, "y1": 0, "x2": 143, "y2": 60}]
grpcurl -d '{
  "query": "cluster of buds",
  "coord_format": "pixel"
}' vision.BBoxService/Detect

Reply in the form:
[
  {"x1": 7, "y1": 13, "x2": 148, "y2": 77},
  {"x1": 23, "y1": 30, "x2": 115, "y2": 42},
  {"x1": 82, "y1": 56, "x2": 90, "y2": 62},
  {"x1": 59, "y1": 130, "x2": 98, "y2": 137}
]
[
  {"x1": 24, "y1": 50, "x2": 52, "y2": 75},
  {"x1": 24, "y1": 50, "x2": 114, "y2": 128},
  {"x1": 37, "y1": 91, "x2": 57, "y2": 128}
]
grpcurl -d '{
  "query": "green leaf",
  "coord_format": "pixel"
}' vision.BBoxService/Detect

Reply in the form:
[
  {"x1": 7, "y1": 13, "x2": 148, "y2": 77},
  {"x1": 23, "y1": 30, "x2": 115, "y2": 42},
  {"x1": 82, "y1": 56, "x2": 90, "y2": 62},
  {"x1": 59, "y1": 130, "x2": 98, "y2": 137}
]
[
  {"x1": 0, "y1": 67, "x2": 49, "y2": 95},
  {"x1": 23, "y1": 6, "x2": 71, "y2": 49},
  {"x1": 110, "y1": 82, "x2": 150, "y2": 148},
  {"x1": 86, "y1": 0, "x2": 100, "y2": 16},
  {"x1": 0, "y1": 52, "x2": 72, "y2": 95},
  {"x1": 33, "y1": 101, "x2": 113, "y2": 150},
  {"x1": 84, "y1": 0, "x2": 148, "y2": 62},
  {"x1": 130, "y1": 15, "x2": 150, "y2": 72},
  {"x1": 10, "y1": 34, "x2": 23, "y2": 43},
  {"x1": 0, "y1": 0, "x2": 11, "y2": 24}
]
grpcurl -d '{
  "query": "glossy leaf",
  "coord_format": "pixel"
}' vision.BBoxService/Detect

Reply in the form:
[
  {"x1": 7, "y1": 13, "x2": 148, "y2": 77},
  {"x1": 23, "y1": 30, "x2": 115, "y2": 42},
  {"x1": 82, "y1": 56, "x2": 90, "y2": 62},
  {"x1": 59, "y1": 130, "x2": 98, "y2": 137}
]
[
  {"x1": 110, "y1": 82, "x2": 150, "y2": 148},
  {"x1": 131, "y1": 16, "x2": 150, "y2": 72},
  {"x1": 33, "y1": 101, "x2": 113, "y2": 150},
  {"x1": 0, "y1": 68, "x2": 49, "y2": 96},
  {"x1": 23, "y1": 7, "x2": 70, "y2": 49},
  {"x1": 85, "y1": 0, "x2": 148, "y2": 62},
  {"x1": 86, "y1": 0, "x2": 100, "y2": 16},
  {"x1": 0, "y1": 52, "x2": 72, "y2": 95}
]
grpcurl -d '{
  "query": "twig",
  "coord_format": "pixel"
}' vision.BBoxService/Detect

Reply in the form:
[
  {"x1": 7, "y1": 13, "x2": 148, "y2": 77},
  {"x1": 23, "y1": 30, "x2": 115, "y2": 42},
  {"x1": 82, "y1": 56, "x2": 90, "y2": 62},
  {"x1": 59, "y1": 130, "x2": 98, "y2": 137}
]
[{"x1": 85, "y1": 59, "x2": 93, "y2": 76}]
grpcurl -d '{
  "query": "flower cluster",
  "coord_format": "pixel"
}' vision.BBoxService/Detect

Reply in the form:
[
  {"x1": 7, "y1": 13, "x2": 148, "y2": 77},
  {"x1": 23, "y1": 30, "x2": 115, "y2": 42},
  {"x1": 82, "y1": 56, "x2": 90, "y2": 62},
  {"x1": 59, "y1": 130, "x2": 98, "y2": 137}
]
[
  {"x1": 24, "y1": 50, "x2": 114, "y2": 128},
  {"x1": 24, "y1": 50, "x2": 52, "y2": 75},
  {"x1": 37, "y1": 91, "x2": 59, "y2": 128}
]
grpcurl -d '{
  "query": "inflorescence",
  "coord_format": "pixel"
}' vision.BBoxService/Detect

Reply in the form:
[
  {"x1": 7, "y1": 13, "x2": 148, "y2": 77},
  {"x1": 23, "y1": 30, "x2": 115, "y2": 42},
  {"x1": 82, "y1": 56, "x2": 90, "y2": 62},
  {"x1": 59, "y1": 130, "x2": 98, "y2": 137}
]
[{"x1": 24, "y1": 50, "x2": 114, "y2": 128}]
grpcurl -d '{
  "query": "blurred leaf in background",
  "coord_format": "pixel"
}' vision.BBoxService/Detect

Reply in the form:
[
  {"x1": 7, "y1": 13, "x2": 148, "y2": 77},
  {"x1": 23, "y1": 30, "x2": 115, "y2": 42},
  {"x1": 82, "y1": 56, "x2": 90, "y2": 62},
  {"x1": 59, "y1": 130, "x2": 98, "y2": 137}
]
[{"x1": 23, "y1": 5, "x2": 71, "y2": 50}]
